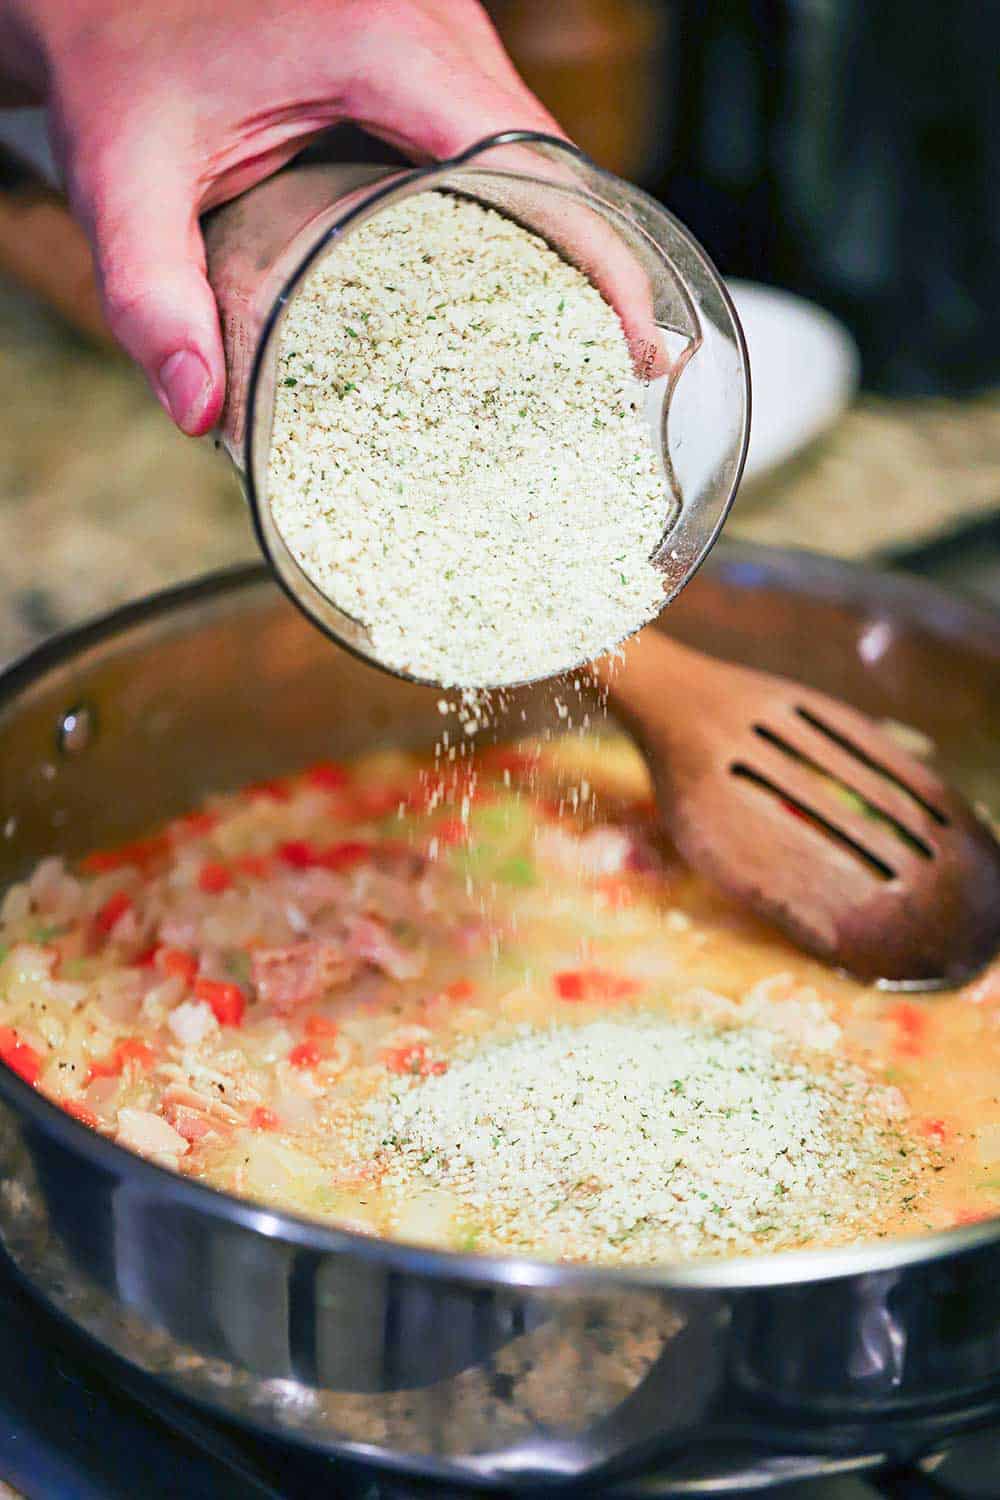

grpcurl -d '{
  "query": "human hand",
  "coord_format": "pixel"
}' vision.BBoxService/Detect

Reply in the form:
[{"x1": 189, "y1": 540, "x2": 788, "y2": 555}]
[{"x1": 2, "y1": 0, "x2": 561, "y2": 433}]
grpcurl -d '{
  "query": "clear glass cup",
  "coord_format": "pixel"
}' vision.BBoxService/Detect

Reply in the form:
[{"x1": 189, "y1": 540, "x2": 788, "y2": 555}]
[{"x1": 203, "y1": 131, "x2": 750, "y2": 686}]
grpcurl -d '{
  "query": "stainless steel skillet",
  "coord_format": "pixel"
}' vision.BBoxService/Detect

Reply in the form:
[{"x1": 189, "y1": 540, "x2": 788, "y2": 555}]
[{"x1": 1, "y1": 541, "x2": 999, "y2": 1496}]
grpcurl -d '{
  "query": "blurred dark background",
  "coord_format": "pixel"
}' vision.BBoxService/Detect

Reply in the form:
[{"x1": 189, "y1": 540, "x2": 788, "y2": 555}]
[{"x1": 487, "y1": 0, "x2": 1000, "y2": 397}]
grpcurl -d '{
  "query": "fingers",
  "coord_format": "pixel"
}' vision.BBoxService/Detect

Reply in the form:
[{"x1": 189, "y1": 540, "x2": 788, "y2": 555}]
[
  {"x1": 64, "y1": 135, "x2": 224, "y2": 435},
  {"x1": 347, "y1": 0, "x2": 564, "y2": 161},
  {"x1": 348, "y1": 2, "x2": 667, "y2": 378}
]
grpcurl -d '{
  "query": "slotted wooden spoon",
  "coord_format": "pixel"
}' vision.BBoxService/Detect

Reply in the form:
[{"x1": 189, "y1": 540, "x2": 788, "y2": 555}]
[{"x1": 595, "y1": 629, "x2": 1000, "y2": 988}]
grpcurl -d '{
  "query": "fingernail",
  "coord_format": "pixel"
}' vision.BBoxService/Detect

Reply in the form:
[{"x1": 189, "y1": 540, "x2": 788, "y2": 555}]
[{"x1": 158, "y1": 350, "x2": 213, "y2": 434}]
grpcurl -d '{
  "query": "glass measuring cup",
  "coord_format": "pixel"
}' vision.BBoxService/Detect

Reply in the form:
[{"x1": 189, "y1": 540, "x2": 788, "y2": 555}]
[{"x1": 204, "y1": 131, "x2": 750, "y2": 687}]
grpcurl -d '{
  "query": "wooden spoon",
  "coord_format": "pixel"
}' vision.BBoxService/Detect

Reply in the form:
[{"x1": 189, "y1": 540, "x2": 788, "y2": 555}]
[{"x1": 595, "y1": 629, "x2": 1000, "y2": 988}]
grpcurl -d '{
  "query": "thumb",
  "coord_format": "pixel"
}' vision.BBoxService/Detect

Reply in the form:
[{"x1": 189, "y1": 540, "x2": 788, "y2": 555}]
[{"x1": 69, "y1": 151, "x2": 224, "y2": 436}]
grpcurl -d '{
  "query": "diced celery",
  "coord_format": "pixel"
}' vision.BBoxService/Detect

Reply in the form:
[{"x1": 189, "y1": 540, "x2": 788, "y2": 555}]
[{"x1": 495, "y1": 856, "x2": 537, "y2": 888}]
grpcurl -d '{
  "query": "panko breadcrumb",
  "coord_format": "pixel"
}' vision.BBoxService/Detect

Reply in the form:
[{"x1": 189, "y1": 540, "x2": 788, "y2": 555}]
[
  {"x1": 267, "y1": 191, "x2": 667, "y2": 687},
  {"x1": 362, "y1": 1014, "x2": 927, "y2": 1263}
]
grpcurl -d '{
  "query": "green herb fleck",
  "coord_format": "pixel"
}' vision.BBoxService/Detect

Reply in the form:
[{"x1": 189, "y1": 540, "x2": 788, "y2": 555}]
[
  {"x1": 30, "y1": 924, "x2": 62, "y2": 943},
  {"x1": 495, "y1": 856, "x2": 537, "y2": 888},
  {"x1": 226, "y1": 951, "x2": 252, "y2": 986}
]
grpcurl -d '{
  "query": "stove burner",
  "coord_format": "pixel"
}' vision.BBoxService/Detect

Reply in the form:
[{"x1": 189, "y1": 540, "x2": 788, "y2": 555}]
[{"x1": 0, "y1": 1251, "x2": 996, "y2": 1500}]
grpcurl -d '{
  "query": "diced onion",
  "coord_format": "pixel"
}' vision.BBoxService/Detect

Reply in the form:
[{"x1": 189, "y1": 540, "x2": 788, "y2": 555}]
[{"x1": 975, "y1": 1124, "x2": 1000, "y2": 1165}]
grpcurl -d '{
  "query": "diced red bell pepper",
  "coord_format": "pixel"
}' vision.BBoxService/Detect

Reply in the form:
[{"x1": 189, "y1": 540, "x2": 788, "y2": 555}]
[
  {"x1": 194, "y1": 978, "x2": 246, "y2": 1027},
  {"x1": 405, "y1": 782, "x2": 436, "y2": 815},
  {"x1": 233, "y1": 852, "x2": 271, "y2": 878},
  {"x1": 889, "y1": 1002, "x2": 927, "y2": 1037},
  {"x1": 89, "y1": 1050, "x2": 125, "y2": 1082},
  {"x1": 81, "y1": 849, "x2": 132, "y2": 875},
  {"x1": 382, "y1": 1042, "x2": 447, "y2": 1077},
  {"x1": 62, "y1": 1098, "x2": 99, "y2": 1128},
  {"x1": 276, "y1": 840, "x2": 372, "y2": 873},
  {"x1": 0, "y1": 1027, "x2": 42, "y2": 1086},
  {"x1": 277, "y1": 840, "x2": 320, "y2": 869},
  {"x1": 288, "y1": 1041, "x2": 323, "y2": 1070},
  {"x1": 117, "y1": 1038, "x2": 156, "y2": 1070},
  {"x1": 304, "y1": 1014, "x2": 339, "y2": 1038},
  {"x1": 434, "y1": 819, "x2": 470, "y2": 847},
  {"x1": 443, "y1": 978, "x2": 475, "y2": 1002},
  {"x1": 479, "y1": 747, "x2": 541, "y2": 777},
  {"x1": 171, "y1": 809, "x2": 219, "y2": 838},
  {"x1": 554, "y1": 971, "x2": 585, "y2": 1000},
  {"x1": 80, "y1": 835, "x2": 166, "y2": 875},
  {"x1": 887, "y1": 1001, "x2": 929, "y2": 1056},
  {"x1": 94, "y1": 890, "x2": 134, "y2": 936},
  {"x1": 954, "y1": 1207, "x2": 992, "y2": 1226},
  {"x1": 317, "y1": 841, "x2": 372, "y2": 872},
  {"x1": 598, "y1": 971, "x2": 641, "y2": 999},
  {"x1": 156, "y1": 947, "x2": 198, "y2": 987},
  {"x1": 921, "y1": 1118, "x2": 948, "y2": 1144},
  {"x1": 595, "y1": 875, "x2": 635, "y2": 909},
  {"x1": 249, "y1": 1106, "x2": 280, "y2": 1131},
  {"x1": 304, "y1": 761, "x2": 350, "y2": 791},
  {"x1": 87, "y1": 1037, "x2": 157, "y2": 1082},
  {"x1": 86, "y1": 1056, "x2": 118, "y2": 1082},
  {"x1": 131, "y1": 944, "x2": 160, "y2": 968},
  {"x1": 246, "y1": 778, "x2": 291, "y2": 802},
  {"x1": 353, "y1": 785, "x2": 408, "y2": 818},
  {"x1": 554, "y1": 968, "x2": 640, "y2": 1002},
  {"x1": 197, "y1": 861, "x2": 233, "y2": 895}
]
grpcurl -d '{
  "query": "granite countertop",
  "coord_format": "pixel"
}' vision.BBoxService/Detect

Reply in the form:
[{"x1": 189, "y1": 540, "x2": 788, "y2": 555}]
[
  {"x1": 0, "y1": 281, "x2": 256, "y2": 665},
  {"x1": 1, "y1": 275, "x2": 999, "y2": 669}
]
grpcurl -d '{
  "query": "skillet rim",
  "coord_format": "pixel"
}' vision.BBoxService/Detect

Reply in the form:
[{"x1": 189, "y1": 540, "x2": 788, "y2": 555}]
[{"x1": 1, "y1": 543, "x2": 999, "y2": 1295}]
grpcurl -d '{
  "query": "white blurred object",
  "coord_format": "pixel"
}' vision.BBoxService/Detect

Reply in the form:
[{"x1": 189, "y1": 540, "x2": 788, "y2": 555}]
[{"x1": 728, "y1": 279, "x2": 860, "y2": 482}]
